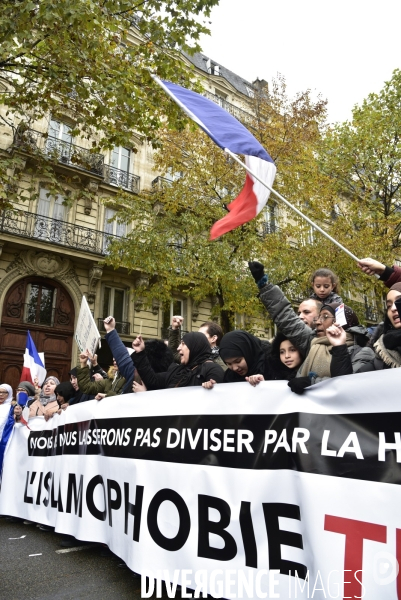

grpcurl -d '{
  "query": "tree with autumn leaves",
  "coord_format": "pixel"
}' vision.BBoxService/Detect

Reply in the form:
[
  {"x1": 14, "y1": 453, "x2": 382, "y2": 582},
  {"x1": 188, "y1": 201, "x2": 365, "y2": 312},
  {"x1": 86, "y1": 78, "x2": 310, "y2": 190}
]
[
  {"x1": 0, "y1": 0, "x2": 218, "y2": 209},
  {"x1": 106, "y1": 72, "x2": 401, "y2": 330},
  {"x1": 105, "y1": 78, "x2": 335, "y2": 332}
]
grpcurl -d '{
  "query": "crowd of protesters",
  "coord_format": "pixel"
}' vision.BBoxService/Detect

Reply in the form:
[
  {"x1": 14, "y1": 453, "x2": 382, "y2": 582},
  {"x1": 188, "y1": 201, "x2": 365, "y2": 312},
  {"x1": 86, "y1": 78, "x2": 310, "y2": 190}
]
[
  {"x1": 1, "y1": 254, "x2": 400, "y2": 558},
  {"x1": 1, "y1": 255, "x2": 400, "y2": 427}
]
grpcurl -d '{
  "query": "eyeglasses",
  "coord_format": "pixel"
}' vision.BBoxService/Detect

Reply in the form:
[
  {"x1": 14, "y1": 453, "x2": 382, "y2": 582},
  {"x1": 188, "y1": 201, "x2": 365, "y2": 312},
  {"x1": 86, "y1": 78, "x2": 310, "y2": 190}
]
[{"x1": 314, "y1": 314, "x2": 335, "y2": 323}]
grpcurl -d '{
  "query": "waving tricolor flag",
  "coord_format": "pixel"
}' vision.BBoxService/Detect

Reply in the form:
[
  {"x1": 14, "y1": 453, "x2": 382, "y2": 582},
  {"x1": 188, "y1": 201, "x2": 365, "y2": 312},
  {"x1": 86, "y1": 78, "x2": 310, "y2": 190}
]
[
  {"x1": 153, "y1": 78, "x2": 276, "y2": 239},
  {"x1": 20, "y1": 331, "x2": 46, "y2": 386}
]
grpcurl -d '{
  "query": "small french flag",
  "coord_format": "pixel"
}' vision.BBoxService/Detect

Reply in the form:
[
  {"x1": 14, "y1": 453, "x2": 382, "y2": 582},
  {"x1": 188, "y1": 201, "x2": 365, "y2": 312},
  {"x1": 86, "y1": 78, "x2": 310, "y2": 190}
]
[
  {"x1": 153, "y1": 78, "x2": 276, "y2": 239},
  {"x1": 20, "y1": 331, "x2": 47, "y2": 386}
]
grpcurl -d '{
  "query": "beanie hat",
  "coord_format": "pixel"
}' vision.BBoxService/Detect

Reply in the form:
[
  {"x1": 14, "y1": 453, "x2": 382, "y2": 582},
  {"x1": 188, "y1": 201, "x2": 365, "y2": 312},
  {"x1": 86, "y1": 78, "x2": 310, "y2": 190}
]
[
  {"x1": 18, "y1": 381, "x2": 35, "y2": 396},
  {"x1": 389, "y1": 283, "x2": 401, "y2": 294},
  {"x1": 321, "y1": 303, "x2": 359, "y2": 330}
]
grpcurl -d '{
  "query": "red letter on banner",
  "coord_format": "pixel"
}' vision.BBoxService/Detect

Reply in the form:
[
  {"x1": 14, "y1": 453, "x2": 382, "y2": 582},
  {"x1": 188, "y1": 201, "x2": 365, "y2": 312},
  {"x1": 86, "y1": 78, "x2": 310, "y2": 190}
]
[{"x1": 324, "y1": 515, "x2": 386, "y2": 599}]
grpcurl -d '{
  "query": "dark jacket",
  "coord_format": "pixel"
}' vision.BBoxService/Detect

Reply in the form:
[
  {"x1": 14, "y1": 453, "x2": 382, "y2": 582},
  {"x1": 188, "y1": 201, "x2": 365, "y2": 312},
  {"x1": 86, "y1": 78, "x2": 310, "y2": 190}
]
[
  {"x1": 380, "y1": 265, "x2": 401, "y2": 288},
  {"x1": 133, "y1": 352, "x2": 224, "y2": 390},
  {"x1": 106, "y1": 329, "x2": 135, "y2": 394}
]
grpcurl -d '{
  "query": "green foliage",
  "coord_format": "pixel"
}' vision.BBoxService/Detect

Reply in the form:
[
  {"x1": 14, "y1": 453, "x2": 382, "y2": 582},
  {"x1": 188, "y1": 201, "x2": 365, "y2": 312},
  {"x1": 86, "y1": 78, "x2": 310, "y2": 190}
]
[
  {"x1": 104, "y1": 127, "x2": 271, "y2": 332},
  {"x1": 0, "y1": 0, "x2": 218, "y2": 209},
  {"x1": 321, "y1": 68, "x2": 401, "y2": 259}
]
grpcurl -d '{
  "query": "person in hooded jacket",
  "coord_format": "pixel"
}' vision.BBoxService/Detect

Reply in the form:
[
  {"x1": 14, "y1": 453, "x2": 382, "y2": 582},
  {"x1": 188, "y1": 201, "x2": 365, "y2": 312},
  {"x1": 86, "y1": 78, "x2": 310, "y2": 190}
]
[{"x1": 131, "y1": 332, "x2": 224, "y2": 390}]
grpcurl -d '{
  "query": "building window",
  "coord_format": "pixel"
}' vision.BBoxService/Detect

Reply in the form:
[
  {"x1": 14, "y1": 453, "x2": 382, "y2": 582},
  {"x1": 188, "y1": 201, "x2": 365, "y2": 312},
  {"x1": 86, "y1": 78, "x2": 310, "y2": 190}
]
[
  {"x1": 263, "y1": 203, "x2": 278, "y2": 234},
  {"x1": 205, "y1": 59, "x2": 220, "y2": 76},
  {"x1": 35, "y1": 187, "x2": 67, "y2": 241},
  {"x1": 24, "y1": 283, "x2": 57, "y2": 326},
  {"x1": 46, "y1": 118, "x2": 73, "y2": 163},
  {"x1": 112, "y1": 146, "x2": 131, "y2": 173},
  {"x1": 246, "y1": 86, "x2": 255, "y2": 98},
  {"x1": 162, "y1": 299, "x2": 187, "y2": 336},
  {"x1": 102, "y1": 287, "x2": 126, "y2": 323},
  {"x1": 104, "y1": 208, "x2": 126, "y2": 237}
]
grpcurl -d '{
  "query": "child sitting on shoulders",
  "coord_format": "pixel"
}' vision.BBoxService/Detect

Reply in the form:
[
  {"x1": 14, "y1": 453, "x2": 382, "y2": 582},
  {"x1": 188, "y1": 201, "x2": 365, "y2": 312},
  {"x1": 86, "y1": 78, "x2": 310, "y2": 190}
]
[{"x1": 310, "y1": 268, "x2": 343, "y2": 305}]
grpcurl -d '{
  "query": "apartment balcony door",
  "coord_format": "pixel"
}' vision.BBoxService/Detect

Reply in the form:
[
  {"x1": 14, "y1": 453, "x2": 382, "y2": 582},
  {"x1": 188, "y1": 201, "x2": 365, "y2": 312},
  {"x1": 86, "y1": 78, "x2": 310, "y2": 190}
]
[{"x1": 0, "y1": 277, "x2": 75, "y2": 390}]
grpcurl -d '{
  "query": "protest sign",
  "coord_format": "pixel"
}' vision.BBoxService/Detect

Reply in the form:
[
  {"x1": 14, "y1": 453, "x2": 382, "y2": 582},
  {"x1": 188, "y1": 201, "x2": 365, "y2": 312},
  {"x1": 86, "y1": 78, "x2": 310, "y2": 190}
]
[
  {"x1": 1, "y1": 370, "x2": 400, "y2": 599},
  {"x1": 74, "y1": 295, "x2": 101, "y2": 356}
]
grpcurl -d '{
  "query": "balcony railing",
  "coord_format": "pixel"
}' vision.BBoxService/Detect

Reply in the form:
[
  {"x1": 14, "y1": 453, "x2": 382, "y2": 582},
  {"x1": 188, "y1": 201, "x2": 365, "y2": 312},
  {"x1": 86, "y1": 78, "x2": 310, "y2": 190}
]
[
  {"x1": 103, "y1": 164, "x2": 140, "y2": 193},
  {"x1": 201, "y1": 91, "x2": 254, "y2": 126},
  {"x1": 45, "y1": 136, "x2": 104, "y2": 176},
  {"x1": 151, "y1": 176, "x2": 173, "y2": 191},
  {"x1": 97, "y1": 318, "x2": 130, "y2": 335},
  {"x1": 13, "y1": 129, "x2": 104, "y2": 176},
  {"x1": 0, "y1": 210, "x2": 121, "y2": 256}
]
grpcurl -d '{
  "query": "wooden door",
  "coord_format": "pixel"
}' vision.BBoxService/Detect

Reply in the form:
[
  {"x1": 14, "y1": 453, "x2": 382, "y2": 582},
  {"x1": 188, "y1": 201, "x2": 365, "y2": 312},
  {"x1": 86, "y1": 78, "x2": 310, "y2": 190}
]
[{"x1": 0, "y1": 277, "x2": 75, "y2": 392}]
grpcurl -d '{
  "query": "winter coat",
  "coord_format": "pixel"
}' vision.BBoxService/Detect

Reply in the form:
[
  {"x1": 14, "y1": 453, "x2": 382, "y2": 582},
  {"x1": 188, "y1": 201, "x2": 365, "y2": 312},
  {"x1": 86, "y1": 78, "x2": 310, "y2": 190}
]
[
  {"x1": 380, "y1": 265, "x2": 401, "y2": 288},
  {"x1": 77, "y1": 366, "x2": 127, "y2": 397},
  {"x1": 258, "y1": 282, "x2": 375, "y2": 377}
]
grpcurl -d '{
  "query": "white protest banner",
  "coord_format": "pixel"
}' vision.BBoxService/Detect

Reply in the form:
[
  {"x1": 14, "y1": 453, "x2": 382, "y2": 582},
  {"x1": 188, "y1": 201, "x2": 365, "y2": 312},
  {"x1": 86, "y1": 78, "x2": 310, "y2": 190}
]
[
  {"x1": 1, "y1": 369, "x2": 401, "y2": 599},
  {"x1": 74, "y1": 295, "x2": 101, "y2": 356}
]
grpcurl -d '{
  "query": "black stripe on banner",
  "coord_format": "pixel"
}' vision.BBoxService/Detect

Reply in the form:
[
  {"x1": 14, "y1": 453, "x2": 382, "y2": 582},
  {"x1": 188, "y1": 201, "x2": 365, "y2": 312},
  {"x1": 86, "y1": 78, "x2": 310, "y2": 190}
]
[{"x1": 27, "y1": 413, "x2": 401, "y2": 484}]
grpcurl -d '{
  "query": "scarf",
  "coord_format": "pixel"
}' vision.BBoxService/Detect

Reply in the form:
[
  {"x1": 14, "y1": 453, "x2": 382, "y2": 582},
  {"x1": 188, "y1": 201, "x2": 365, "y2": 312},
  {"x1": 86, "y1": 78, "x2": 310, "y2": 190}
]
[
  {"x1": 39, "y1": 376, "x2": 60, "y2": 406},
  {"x1": 374, "y1": 335, "x2": 401, "y2": 369},
  {"x1": 220, "y1": 330, "x2": 266, "y2": 381},
  {"x1": 299, "y1": 333, "x2": 354, "y2": 378},
  {"x1": 171, "y1": 332, "x2": 213, "y2": 388}
]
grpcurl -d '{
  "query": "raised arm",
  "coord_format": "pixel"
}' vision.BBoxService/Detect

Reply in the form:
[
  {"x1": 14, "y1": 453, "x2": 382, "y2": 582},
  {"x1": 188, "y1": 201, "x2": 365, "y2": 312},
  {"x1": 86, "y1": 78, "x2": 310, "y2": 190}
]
[
  {"x1": 132, "y1": 335, "x2": 170, "y2": 390},
  {"x1": 248, "y1": 262, "x2": 312, "y2": 357}
]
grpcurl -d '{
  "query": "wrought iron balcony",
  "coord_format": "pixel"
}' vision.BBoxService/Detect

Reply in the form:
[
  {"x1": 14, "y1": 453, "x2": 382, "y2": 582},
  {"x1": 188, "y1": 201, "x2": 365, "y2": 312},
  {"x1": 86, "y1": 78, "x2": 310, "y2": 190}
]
[
  {"x1": 45, "y1": 136, "x2": 104, "y2": 175},
  {"x1": 151, "y1": 176, "x2": 173, "y2": 191},
  {"x1": 103, "y1": 164, "x2": 140, "y2": 193},
  {"x1": 201, "y1": 91, "x2": 254, "y2": 126},
  {"x1": 0, "y1": 209, "x2": 120, "y2": 256},
  {"x1": 97, "y1": 318, "x2": 130, "y2": 335},
  {"x1": 12, "y1": 128, "x2": 104, "y2": 176}
]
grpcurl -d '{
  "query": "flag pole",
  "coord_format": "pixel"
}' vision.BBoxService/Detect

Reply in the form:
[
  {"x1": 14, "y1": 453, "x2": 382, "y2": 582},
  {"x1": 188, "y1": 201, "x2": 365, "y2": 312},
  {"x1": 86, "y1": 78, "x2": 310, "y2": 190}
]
[{"x1": 224, "y1": 148, "x2": 361, "y2": 263}]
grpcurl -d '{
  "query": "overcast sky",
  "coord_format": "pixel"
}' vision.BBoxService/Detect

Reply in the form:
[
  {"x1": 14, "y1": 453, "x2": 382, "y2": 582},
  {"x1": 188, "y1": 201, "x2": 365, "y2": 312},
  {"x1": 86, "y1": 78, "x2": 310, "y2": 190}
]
[{"x1": 199, "y1": 0, "x2": 401, "y2": 124}]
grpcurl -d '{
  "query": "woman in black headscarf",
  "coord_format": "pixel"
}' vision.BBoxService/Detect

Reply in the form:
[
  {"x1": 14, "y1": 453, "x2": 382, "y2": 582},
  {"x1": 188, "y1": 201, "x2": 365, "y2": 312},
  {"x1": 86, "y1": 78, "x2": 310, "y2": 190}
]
[
  {"x1": 217, "y1": 330, "x2": 303, "y2": 385},
  {"x1": 131, "y1": 332, "x2": 224, "y2": 390}
]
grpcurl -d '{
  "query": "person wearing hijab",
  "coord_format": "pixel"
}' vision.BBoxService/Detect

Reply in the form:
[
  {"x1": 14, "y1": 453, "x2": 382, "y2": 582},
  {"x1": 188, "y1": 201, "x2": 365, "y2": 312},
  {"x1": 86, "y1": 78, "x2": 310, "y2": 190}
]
[
  {"x1": 55, "y1": 382, "x2": 76, "y2": 408},
  {"x1": 28, "y1": 376, "x2": 60, "y2": 419},
  {"x1": 131, "y1": 332, "x2": 224, "y2": 390},
  {"x1": 372, "y1": 283, "x2": 401, "y2": 369},
  {"x1": 214, "y1": 330, "x2": 303, "y2": 386}
]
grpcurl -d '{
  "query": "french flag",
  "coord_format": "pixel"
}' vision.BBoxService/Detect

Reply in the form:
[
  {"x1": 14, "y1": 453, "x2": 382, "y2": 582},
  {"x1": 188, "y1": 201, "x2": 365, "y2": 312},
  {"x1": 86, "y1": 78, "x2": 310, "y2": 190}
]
[
  {"x1": 20, "y1": 331, "x2": 46, "y2": 386},
  {"x1": 155, "y1": 79, "x2": 276, "y2": 239}
]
